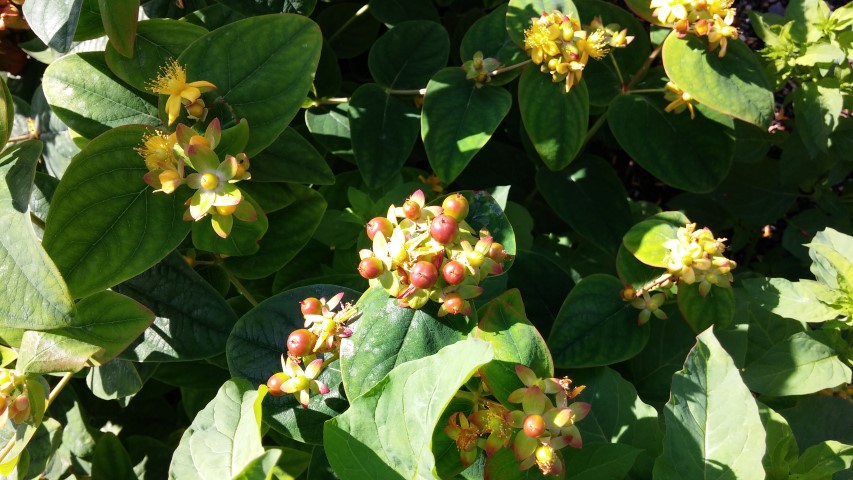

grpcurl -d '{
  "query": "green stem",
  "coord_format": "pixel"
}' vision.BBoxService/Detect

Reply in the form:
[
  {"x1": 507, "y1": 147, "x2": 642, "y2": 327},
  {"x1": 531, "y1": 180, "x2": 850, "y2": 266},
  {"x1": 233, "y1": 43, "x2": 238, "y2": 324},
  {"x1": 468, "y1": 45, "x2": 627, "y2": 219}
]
[
  {"x1": 628, "y1": 88, "x2": 666, "y2": 95},
  {"x1": 582, "y1": 109, "x2": 610, "y2": 148},
  {"x1": 30, "y1": 212, "x2": 45, "y2": 231},
  {"x1": 609, "y1": 54, "x2": 625, "y2": 86},
  {"x1": 490, "y1": 59, "x2": 531, "y2": 76},
  {"x1": 453, "y1": 390, "x2": 478, "y2": 402},
  {"x1": 625, "y1": 44, "x2": 663, "y2": 92},
  {"x1": 224, "y1": 267, "x2": 259, "y2": 307},
  {"x1": 313, "y1": 97, "x2": 350, "y2": 105},
  {"x1": 321, "y1": 353, "x2": 340, "y2": 369},
  {"x1": 387, "y1": 88, "x2": 427, "y2": 96},
  {"x1": 328, "y1": 4, "x2": 369, "y2": 42}
]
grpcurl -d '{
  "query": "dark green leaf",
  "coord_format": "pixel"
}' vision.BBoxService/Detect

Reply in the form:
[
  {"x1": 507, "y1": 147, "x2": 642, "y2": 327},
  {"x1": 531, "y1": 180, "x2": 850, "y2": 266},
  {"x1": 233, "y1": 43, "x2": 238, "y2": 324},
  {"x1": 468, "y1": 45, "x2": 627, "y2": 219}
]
[
  {"x1": 42, "y1": 52, "x2": 160, "y2": 140},
  {"x1": 191, "y1": 192, "x2": 268, "y2": 257},
  {"x1": 31, "y1": 86, "x2": 80, "y2": 179},
  {"x1": 459, "y1": 4, "x2": 526, "y2": 87},
  {"x1": 518, "y1": 66, "x2": 588, "y2": 171},
  {"x1": 316, "y1": 3, "x2": 381, "y2": 60},
  {"x1": 0, "y1": 76, "x2": 12, "y2": 149},
  {"x1": 422, "y1": 68, "x2": 512, "y2": 183},
  {"x1": 677, "y1": 282, "x2": 736, "y2": 332},
  {"x1": 548, "y1": 274, "x2": 650, "y2": 368},
  {"x1": 368, "y1": 0, "x2": 439, "y2": 25},
  {"x1": 779, "y1": 395, "x2": 853, "y2": 455},
  {"x1": 616, "y1": 244, "x2": 665, "y2": 291},
  {"x1": 22, "y1": 0, "x2": 83, "y2": 53},
  {"x1": 86, "y1": 359, "x2": 144, "y2": 401},
  {"x1": 790, "y1": 441, "x2": 853, "y2": 480},
  {"x1": 759, "y1": 403, "x2": 799, "y2": 480},
  {"x1": 213, "y1": 0, "x2": 316, "y2": 15},
  {"x1": 92, "y1": 432, "x2": 136, "y2": 480},
  {"x1": 368, "y1": 21, "x2": 448, "y2": 89},
  {"x1": 563, "y1": 442, "x2": 642, "y2": 480},
  {"x1": 249, "y1": 127, "x2": 334, "y2": 185},
  {"x1": 42, "y1": 125, "x2": 191, "y2": 299},
  {"x1": 305, "y1": 104, "x2": 353, "y2": 161},
  {"x1": 622, "y1": 211, "x2": 689, "y2": 268},
  {"x1": 99, "y1": 0, "x2": 139, "y2": 58}
]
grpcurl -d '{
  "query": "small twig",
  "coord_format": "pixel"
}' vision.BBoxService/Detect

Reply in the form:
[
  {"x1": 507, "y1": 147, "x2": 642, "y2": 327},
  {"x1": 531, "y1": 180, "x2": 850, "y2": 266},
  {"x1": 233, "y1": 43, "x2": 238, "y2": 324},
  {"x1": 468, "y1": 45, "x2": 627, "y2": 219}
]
[
  {"x1": 625, "y1": 44, "x2": 663, "y2": 92},
  {"x1": 30, "y1": 213, "x2": 46, "y2": 231},
  {"x1": 489, "y1": 59, "x2": 531, "y2": 76},
  {"x1": 224, "y1": 267, "x2": 259, "y2": 306},
  {"x1": 328, "y1": 4, "x2": 370, "y2": 42},
  {"x1": 582, "y1": 110, "x2": 610, "y2": 148}
]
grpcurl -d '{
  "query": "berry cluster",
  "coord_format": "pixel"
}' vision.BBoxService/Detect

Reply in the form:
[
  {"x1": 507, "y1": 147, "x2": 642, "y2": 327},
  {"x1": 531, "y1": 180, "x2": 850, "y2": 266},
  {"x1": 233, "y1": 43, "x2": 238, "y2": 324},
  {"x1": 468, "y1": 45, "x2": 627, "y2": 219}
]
[
  {"x1": 650, "y1": 0, "x2": 739, "y2": 56},
  {"x1": 358, "y1": 190, "x2": 509, "y2": 316},
  {"x1": 0, "y1": 369, "x2": 32, "y2": 424},
  {"x1": 523, "y1": 11, "x2": 632, "y2": 93},
  {"x1": 445, "y1": 365, "x2": 589, "y2": 476},
  {"x1": 265, "y1": 293, "x2": 358, "y2": 408}
]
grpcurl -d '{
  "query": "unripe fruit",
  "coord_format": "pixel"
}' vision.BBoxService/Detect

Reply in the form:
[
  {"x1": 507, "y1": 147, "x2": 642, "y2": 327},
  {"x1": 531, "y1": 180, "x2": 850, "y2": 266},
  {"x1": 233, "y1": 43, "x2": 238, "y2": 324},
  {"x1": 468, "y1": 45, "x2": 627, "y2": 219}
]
[
  {"x1": 523, "y1": 414, "x2": 546, "y2": 437},
  {"x1": 199, "y1": 172, "x2": 219, "y2": 190},
  {"x1": 467, "y1": 250, "x2": 485, "y2": 267},
  {"x1": 430, "y1": 215, "x2": 458, "y2": 244},
  {"x1": 410, "y1": 261, "x2": 438, "y2": 289},
  {"x1": 300, "y1": 297, "x2": 322, "y2": 316},
  {"x1": 441, "y1": 194, "x2": 469, "y2": 221},
  {"x1": 402, "y1": 200, "x2": 420, "y2": 220},
  {"x1": 488, "y1": 242, "x2": 507, "y2": 263},
  {"x1": 366, "y1": 217, "x2": 393, "y2": 240},
  {"x1": 444, "y1": 294, "x2": 465, "y2": 315},
  {"x1": 442, "y1": 260, "x2": 466, "y2": 285},
  {"x1": 215, "y1": 204, "x2": 237, "y2": 216},
  {"x1": 287, "y1": 329, "x2": 318, "y2": 357},
  {"x1": 358, "y1": 257, "x2": 385, "y2": 279},
  {"x1": 266, "y1": 372, "x2": 289, "y2": 396}
]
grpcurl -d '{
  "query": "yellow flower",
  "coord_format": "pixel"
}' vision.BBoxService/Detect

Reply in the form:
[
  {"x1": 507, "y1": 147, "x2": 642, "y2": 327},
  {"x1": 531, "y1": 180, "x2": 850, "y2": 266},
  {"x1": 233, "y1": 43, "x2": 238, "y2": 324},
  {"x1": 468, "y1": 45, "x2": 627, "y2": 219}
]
[
  {"x1": 524, "y1": 22, "x2": 561, "y2": 64},
  {"x1": 148, "y1": 59, "x2": 216, "y2": 125},
  {"x1": 663, "y1": 81, "x2": 697, "y2": 119},
  {"x1": 706, "y1": 15, "x2": 738, "y2": 57},
  {"x1": 136, "y1": 131, "x2": 177, "y2": 171}
]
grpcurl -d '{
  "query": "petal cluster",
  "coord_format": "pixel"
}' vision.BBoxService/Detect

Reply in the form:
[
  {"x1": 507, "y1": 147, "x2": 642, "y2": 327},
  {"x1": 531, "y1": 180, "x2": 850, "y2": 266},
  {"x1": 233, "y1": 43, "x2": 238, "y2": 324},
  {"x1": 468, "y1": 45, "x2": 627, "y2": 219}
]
[
  {"x1": 649, "y1": 0, "x2": 739, "y2": 56},
  {"x1": 148, "y1": 59, "x2": 216, "y2": 125},
  {"x1": 662, "y1": 223, "x2": 736, "y2": 296}
]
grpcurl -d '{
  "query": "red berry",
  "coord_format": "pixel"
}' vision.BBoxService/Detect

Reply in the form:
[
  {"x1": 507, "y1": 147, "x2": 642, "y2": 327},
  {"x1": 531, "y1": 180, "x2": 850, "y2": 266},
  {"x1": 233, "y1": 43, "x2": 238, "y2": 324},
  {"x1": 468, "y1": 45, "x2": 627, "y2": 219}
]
[
  {"x1": 444, "y1": 294, "x2": 465, "y2": 315},
  {"x1": 402, "y1": 200, "x2": 420, "y2": 220},
  {"x1": 442, "y1": 260, "x2": 466, "y2": 285},
  {"x1": 410, "y1": 261, "x2": 438, "y2": 289},
  {"x1": 430, "y1": 214, "x2": 458, "y2": 244},
  {"x1": 441, "y1": 193, "x2": 469, "y2": 221},
  {"x1": 287, "y1": 329, "x2": 318, "y2": 357},
  {"x1": 488, "y1": 242, "x2": 507, "y2": 263},
  {"x1": 523, "y1": 414, "x2": 546, "y2": 438},
  {"x1": 358, "y1": 257, "x2": 385, "y2": 279},
  {"x1": 300, "y1": 297, "x2": 322, "y2": 316},
  {"x1": 266, "y1": 372, "x2": 289, "y2": 396},
  {"x1": 366, "y1": 217, "x2": 393, "y2": 240}
]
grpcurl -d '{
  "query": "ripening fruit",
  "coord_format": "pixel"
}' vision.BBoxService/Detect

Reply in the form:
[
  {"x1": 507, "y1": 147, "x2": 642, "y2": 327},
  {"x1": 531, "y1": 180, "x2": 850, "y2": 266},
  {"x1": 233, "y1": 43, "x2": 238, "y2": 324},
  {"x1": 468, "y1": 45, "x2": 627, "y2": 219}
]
[
  {"x1": 300, "y1": 297, "x2": 322, "y2": 316},
  {"x1": 366, "y1": 217, "x2": 393, "y2": 240},
  {"x1": 287, "y1": 329, "x2": 318, "y2": 357},
  {"x1": 523, "y1": 414, "x2": 546, "y2": 437},
  {"x1": 266, "y1": 372, "x2": 289, "y2": 396},
  {"x1": 402, "y1": 199, "x2": 421, "y2": 220},
  {"x1": 442, "y1": 260, "x2": 466, "y2": 285},
  {"x1": 488, "y1": 242, "x2": 507, "y2": 263},
  {"x1": 358, "y1": 257, "x2": 385, "y2": 279},
  {"x1": 467, "y1": 250, "x2": 485, "y2": 267},
  {"x1": 444, "y1": 294, "x2": 465, "y2": 315},
  {"x1": 441, "y1": 193, "x2": 469, "y2": 221},
  {"x1": 410, "y1": 261, "x2": 439, "y2": 289},
  {"x1": 430, "y1": 215, "x2": 458, "y2": 244}
]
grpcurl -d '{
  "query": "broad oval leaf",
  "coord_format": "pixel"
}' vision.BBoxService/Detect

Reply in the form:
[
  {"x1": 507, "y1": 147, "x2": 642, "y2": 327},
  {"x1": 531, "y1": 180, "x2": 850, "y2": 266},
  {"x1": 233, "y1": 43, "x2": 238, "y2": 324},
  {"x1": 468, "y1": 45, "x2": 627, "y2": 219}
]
[
  {"x1": 339, "y1": 286, "x2": 473, "y2": 400},
  {"x1": 506, "y1": 0, "x2": 579, "y2": 47},
  {"x1": 421, "y1": 67, "x2": 512, "y2": 183},
  {"x1": 0, "y1": 76, "x2": 12, "y2": 148},
  {"x1": 608, "y1": 95, "x2": 734, "y2": 193},
  {"x1": 325, "y1": 338, "x2": 494, "y2": 480},
  {"x1": 518, "y1": 66, "x2": 588, "y2": 171},
  {"x1": 179, "y1": 14, "x2": 322, "y2": 156},
  {"x1": 662, "y1": 33, "x2": 774, "y2": 129},
  {"x1": 42, "y1": 52, "x2": 160, "y2": 140},
  {"x1": 86, "y1": 359, "x2": 144, "y2": 401},
  {"x1": 42, "y1": 125, "x2": 191, "y2": 299},
  {"x1": 616, "y1": 244, "x2": 666, "y2": 291},
  {"x1": 460, "y1": 4, "x2": 526, "y2": 87},
  {"x1": 742, "y1": 277, "x2": 840, "y2": 323},
  {"x1": 349, "y1": 84, "x2": 421, "y2": 189},
  {"x1": 677, "y1": 282, "x2": 736, "y2": 332},
  {"x1": 249, "y1": 127, "x2": 334, "y2": 185},
  {"x1": 91, "y1": 432, "x2": 136, "y2": 480},
  {"x1": 191, "y1": 192, "x2": 269, "y2": 257},
  {"x1": 562, "y1": 442, "x2": 642, "y2": 480},
  {"x1": 368, "y1": 21, "x2": 449, "y2": 90},
  {"x1": 0, "y1": 140, "x2": 74, "y2": 329},
  {"x1": 622, "y1": 211, "x2": 690, "y2": 268},
  {"x1": 227, "y1": 285, "x2": 360, "y2": 444},
  {"x1": 214, "y1": 0, "x2": 316, "y2": 16},
  {"x1": 115, "y1": 252, "x2": 239, "y2": 362},
  {"x1": 305, "y1": 104, "x2": 353, "y2": 161},
  {"x1": 548, "y1": 274, "x2": 650, "y2": 368},
  {"x1": 368, "y1": 0, "x2": 439, "y2": 25},
  {"x1": 653, "y1": 328, "x2": 766, "y2": 479},
  {"x1": 22, "y1": 0, "x2": 83, "y2": 53},
  {"x1": 99, "y1": 0, "x2": 139, "y2": 58},
  {"x1": 17, "y1": 330, "x2": 101, "y2": 374}
]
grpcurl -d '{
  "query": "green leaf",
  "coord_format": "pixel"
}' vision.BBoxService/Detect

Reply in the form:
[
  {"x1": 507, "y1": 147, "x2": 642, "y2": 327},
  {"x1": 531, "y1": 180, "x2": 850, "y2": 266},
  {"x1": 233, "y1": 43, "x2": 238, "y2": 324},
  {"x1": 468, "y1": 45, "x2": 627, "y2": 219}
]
[
  {"x1": 232, "y1": 449, "x2": 284, "y2": 480},
  {"x1": 99, "y1": 0, "x2": 139, "y2": 58},
  {"x1": 563, "y1": 442, "x2": 642, "y2": 480},
  {"x1": 536, "y1": 155, "x2": 633, "y2": 256},
  {"x1": 368, "y1": 0, "x2": 439, "y2": 25},
  {"x1": 662, "y1": 33, "x2": 774, "y2": 129},
  {"x1": 226, "y1": 285, "x2": 359, "y2": 444},
  {"x1": 224, "y1": 185, "x2": 327, "y2": 279},
  {"x1": 249, "y1": 127, "x2": 334, "y2": 185},
  {"x1": 622, "y1": 211, "x2": 689, "y2": 268},
  {"x1": 616, "y1": 244, "x2": 665, "y2": 291},
  {"x1": 790, "y1": 441, "x2": 853, "y2": 480},
  {"x1": 17, "y1": 330, "x2": 101, "y2": 374},
  {"x1": 191, "y1": 192, "x2": 268, "y2": 257},
  {"x1": 105, "y1": 19, "x2": 208, "y2": 93},
  {"x1": 305, "y1": 104, "x2": 353, "y2": 161},
  {"x1": 794, "y1": 78, "x2": 843, "y2": 157},
  {"x1": 324, "y1": 338, "x2": 494, "y2": 480},
  {"x1": 0, "y1": 140, "x2": 74, "y2": 330},
  {"x1": 608, "y1": 95, "x2": 734, "y2": 193},
  {"x1": 0, "y1": 77, "x2": 13, "y2": 149},
  {"x1": 677, "y1": 282, "x2": 736, "y2": 332},
  {"x1": 114, "y1": 252, "x2": 239, "y2": 362},
  {"x1": 179, "y1": 14, "x2": 322, "y2": 156},
  {"x1": 169, "y1": 378, "x2": 267, "y2": 479},
  {"x1": 42, "y1": 52, "x2": 160, "y2": 140},
  {"x1": 548, "y1": 274, "x2": 650, "y2": 368},
  {"x1": 368, "y1": 21, "x2": 449, "y2": 89},
  {"x1": 448, "y1": 190, "x2": 517, "y2": 269},
  {"x1": 742, "y1": 288, "x2": 807, "y2": 366},
  {"x1": 518, "y1": 66, "x2": 588, "y2": 171},
  {"x1": 213, "y1": 0, "x2": 316, "y2": 16},
  {"x1": 785, "y1": 0, "x2": 830, "y2": 43},
  {"x1": 474, "y1": 289, "x2": 553, "y2": 406},
  {"x1": 42, "y1": 125, "x2": 191, "y2": 299},
  {"x1": 31, "y1": 86, "x2": 80, "y2": 179},
  {"x1": 349, "y1": 84, "x2": 421, "y2": 189},
  {"x1": 22, "y1": 0, "x2": 83, "y2": 53},
  {"x1": 86, "y1": 359, "x2": 144, "y2": 400},
  {"x1": 808, "y1": 227, "x2": 853, "y2": 290},
  {"x1": 653, "y1": 328, "x2": 766, "y2": 479},
  {"x1": 92, "y1": 432, "x2": 136, "y2": 480},
  {"x1": 742, "y1": 277, "x2": 840, "y2": 323},
  {"x1": 743, "y1": 330, "x2": 852, "y2": 396},
  {"x1": 317, "y1": 3, "x2": 381, "y2": 60},
  {"x1": 569, "y1": 367, "x2": 662, "y2": 478},
  {"x1": 422, "y1": 67, "x2": 512, "y2": 183},
  {"x1": 779, "y1": 395, "x2": 853, "y2": 455},
  {"x1": 339, "y1": 286, "x2": 472, "y2": 400},
  {"x1": 758, "y1": 403, "x2": 799, "y2": 480},
  {"x1": 459, "y1": 4, "x2": 526, "y2": 87},
  {"x1": 506, "y1": 0, "x2": 579, "y2": 47}
]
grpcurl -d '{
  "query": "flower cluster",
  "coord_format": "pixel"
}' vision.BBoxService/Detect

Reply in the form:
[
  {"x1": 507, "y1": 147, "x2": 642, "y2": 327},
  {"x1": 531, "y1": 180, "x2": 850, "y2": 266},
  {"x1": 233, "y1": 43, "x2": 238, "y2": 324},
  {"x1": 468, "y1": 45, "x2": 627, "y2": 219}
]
[
  {"x1": 0, "y1": 369, "x2": 32, "y2": 424},
  {"x1": 662, "y1": 223, "x2": 736, "y2": 295},
  {"x1": 265, "y1": 293, "x2": 358, "y2": 408},
  {"x1": 462, "y1": 51, "x2": 502, "y2": 85},
  {"x1": 523, "y1": 11, "x2": 632, "y2": 93},
  {"x1": 444, "y1": 365, "x2": 589, "y2": 476},
  {"x1": 649, "y1": 0, "x2": 739, "y2": 56},
  {"x1": 357, "y1": 190, "x2": 509, "y2": 315},
  {"x1": 137, "y1": 118, "x2": 257, "y2": 238}
]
